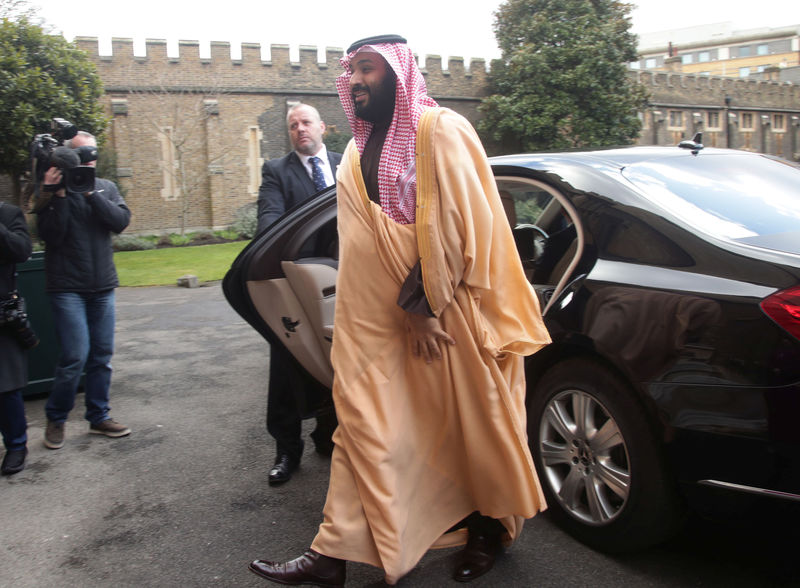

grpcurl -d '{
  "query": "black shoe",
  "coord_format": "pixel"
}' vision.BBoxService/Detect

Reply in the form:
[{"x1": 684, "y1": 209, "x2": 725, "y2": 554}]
[
  {"x1": 249, "y1": 549, "x2": 345, "y2": 587},
  {"x1": 269, "y1": 454, "x2": 298, "y2": 485},
  {"x1": 1, "y1": 448, "x2": 27, "y2": 476},
  {"x1": 453, "y1": 530, "x2": 503, "y2": 582}
]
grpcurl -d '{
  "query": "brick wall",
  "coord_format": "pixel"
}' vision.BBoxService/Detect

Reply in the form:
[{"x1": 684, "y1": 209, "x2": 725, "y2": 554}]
[
  {"x1": 2, "y1": 38, "x2": 798, "y2": 230},
  {"x1": 74, "y1": 37, "x2": 489, "y2": 234}
]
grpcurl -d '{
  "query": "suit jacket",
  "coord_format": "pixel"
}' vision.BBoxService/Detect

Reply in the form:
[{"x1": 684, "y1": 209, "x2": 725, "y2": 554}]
[{"x1": 256, "y1": 150, "x2": 342, "y2": 234}]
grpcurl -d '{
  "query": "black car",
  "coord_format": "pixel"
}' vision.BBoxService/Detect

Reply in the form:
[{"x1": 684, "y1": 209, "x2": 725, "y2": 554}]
[{"x1": 223, "y1": 143, "x2": 800, "y2": 553}]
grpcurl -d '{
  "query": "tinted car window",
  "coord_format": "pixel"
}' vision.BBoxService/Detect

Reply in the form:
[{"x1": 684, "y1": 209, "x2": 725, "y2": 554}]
[
  {"x1": 495, "y1": 179, "x2": 554, "y2": 226},
  {"x1": 622, "y1": 154, "x2": 800, "y2": 254}
]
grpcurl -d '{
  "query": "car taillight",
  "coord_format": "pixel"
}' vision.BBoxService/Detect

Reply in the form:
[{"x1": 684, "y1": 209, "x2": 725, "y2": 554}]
[{"x1": 761, "y1": 285, "x2": 800, "y2": 342}]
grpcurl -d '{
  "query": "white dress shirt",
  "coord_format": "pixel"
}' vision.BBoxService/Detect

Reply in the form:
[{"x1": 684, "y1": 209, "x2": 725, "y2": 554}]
[{"x1": 298, "y1": 145, "x2": 335, "y2": 188}]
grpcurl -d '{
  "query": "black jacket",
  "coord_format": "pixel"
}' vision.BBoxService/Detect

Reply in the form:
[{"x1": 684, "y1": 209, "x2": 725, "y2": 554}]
[
  {"x1": 36, "y1": 178, "x2": 130, "y2": 293},
  {"x1": 256, "y1": 150, "x2": 342, "y2": 234},
  {"x1": 0, "y1": 203, "x2": 33, "y2": 392}
]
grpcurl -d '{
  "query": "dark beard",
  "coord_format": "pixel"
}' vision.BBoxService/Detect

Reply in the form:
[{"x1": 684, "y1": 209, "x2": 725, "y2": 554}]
[{"x1": 353, "y1": 71, "x2": 397, "y2": 124}]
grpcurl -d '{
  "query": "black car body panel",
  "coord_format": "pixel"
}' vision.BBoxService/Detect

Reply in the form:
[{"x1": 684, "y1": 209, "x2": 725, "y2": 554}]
[
  {"x1": 492, "y1": 148, "x2": 800, "y2": 500},
  {"x1": 224, "y1": 145, "x2": 800, "y2": 549}
]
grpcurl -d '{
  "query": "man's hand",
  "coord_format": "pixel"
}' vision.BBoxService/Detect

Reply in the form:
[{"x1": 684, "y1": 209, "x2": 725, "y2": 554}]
[
  {"x1": 405, "y1": 312, "x2": 455, "y2": 364},
  {"x1": 43, "y1": 167, "x2": 65, "y2": 197}
]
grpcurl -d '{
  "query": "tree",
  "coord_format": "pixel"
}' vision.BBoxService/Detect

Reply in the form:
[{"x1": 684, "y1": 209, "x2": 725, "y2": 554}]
[
  {"x1": 0, "y1": 0, "x2": 39, "y2": 22},
  {"x1": 129, "y1": 78, "x2": 240, "y2": 236},
  {"x1": 0, "y1": 11, "x2": 106, "y2": 208},
  {"x1": 479, "y1": 0, "x2": 648, "y2": 153}
]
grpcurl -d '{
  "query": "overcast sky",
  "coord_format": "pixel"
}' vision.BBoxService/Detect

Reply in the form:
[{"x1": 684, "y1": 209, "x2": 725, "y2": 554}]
[{"x1": 27, "y1": 0, "x2": 799, "y2": 63}]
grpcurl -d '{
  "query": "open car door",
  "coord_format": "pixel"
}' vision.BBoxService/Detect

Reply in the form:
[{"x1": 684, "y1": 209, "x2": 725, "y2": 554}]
[
  {"x1": 223, "y1": 188, "x2": 338, "y2": 388},
  {"x1": 224, "y1": 174, "x2": 584, "y2": 390}
]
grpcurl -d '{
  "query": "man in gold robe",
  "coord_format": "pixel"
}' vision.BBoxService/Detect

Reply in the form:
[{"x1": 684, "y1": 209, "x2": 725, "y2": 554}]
[{"x1": 250, "y1": 34, "x2": 551, "y2": 587}]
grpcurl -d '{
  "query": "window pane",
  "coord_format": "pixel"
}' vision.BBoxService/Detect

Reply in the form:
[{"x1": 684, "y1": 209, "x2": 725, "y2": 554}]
[
  {"x1": 623, "y1": 154, "x2": 800, "y2": 254},
  {"x1": 495, "y1": 180, "x2": 554, "y2": 226}
]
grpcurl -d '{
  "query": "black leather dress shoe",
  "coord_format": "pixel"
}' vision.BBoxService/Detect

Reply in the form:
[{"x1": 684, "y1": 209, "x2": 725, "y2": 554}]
[
  {"x1": 1, "y1": 447, "x2": 27, "y2": 476},
  {"x1": 268, "y1": 454, "x2": 298, "y2": 485},
  {"x1": 453, "y1": 530, "x2": 503, "y2": 582},
  {"x1": 249, "y1": 549, "x2": 345, "y2": 587}
]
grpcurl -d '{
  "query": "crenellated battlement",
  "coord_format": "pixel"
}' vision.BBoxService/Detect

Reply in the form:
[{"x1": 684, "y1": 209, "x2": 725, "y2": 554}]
[
  {"x1": 634, "y1": 70, "x2": 800, "y2": 109},
  {"x1": 51, "y1": 36, "x2": 797, "y2": 236},
  {"x1": 74, "y1": 37, "x2": 489, "y2": 98}
]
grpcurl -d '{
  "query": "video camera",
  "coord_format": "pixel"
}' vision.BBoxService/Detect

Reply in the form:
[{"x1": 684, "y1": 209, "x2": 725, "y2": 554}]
[
  {"x1": 0, "y1": 291, "x2": 39, "y2": 350},
  {"x1": 30, "y1": 118, "x2": 97, "y2": 198}
]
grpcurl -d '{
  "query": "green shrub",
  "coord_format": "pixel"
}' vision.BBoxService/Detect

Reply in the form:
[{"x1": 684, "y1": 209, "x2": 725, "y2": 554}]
[
  {"x1": 232, "y1": 202, "x2": 258, "y2": 239},
  {"x1": 214, "y1": 229, "x2": 240, "y2": 241},
  {"x1": 168, "y1": 233, "x2": 192, "y2": 247},
  {"x1": 113, "y1": 235, "x2": 157, "y2": 251},
  {"x1": 187, "y1": 231, "x2": 216, "y2": 244}
]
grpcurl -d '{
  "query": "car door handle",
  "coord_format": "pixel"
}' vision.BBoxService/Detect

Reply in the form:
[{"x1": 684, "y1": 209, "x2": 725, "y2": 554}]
[{"x1": 281, "y1": 316, "x2": 300, "y2": 332}]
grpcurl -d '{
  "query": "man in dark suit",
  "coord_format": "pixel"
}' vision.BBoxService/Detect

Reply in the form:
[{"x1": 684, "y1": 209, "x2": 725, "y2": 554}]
[
  {"x1": 256, "y1": 103, "x2": 341, "y2": 485},
  {"x1": 256, "y1": 104, "x2": 343, "y2": 232}
]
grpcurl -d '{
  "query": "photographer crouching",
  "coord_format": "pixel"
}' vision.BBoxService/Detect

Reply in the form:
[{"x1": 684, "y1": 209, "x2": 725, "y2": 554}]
[
  {"x1": 36, "y1": 130, "x2": 132, "y2": 450},
  {"x1": 0, "y1": 202, "x2": 34, "y2": 475}
]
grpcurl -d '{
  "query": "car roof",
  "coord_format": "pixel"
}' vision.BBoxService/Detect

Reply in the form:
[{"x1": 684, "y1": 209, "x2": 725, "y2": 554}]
[{"x1": 489, "y1": 145, "x2": 767, "y2": 174}]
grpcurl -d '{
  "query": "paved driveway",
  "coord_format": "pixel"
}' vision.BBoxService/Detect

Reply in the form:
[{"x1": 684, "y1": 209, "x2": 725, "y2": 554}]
[{"x1": 3, "y1": 283, "x2": 799, "y2": 587}]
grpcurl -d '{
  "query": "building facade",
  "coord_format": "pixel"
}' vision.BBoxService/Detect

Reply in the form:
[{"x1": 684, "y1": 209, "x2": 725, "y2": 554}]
[
  {"x1": 2, "y1": 34, "x2": 799, "y2": 235},
  {"x1": 80, "y1": 37, "x2": 488, "y2": 234},
  {"x1": 634, "y1": 23, "x2": 800, "y2": 80}
]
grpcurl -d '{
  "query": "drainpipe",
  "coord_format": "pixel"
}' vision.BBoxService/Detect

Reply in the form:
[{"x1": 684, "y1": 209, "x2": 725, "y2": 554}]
[{"x1": 724, "y1": 96, "x2": 732, "y2": 148}]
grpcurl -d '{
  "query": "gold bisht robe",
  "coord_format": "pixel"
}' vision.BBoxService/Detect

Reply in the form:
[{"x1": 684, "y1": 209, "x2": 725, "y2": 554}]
[{"x1": 311, "y1": 107, "x2": 551, "y2": 585}]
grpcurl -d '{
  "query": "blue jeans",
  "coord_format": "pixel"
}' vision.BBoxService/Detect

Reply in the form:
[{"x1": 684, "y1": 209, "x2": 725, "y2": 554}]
[{"x1": 45, "y1": 290, "x2": 116, "y2": 425}]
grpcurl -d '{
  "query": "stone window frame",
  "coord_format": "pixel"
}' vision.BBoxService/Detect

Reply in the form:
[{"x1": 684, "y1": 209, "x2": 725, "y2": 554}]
[
  {"x1": 706, "y1": 111, "x2": 722, "y2": 131},
  {"x1": 740, "y1": 112, "x2": 755, "y2": 131},
  {"x1": 772, "y1": 114, "x2": 786, "y2": 133},
  {"x1": 247, "y1": 125, "x2": 263, "y2": 196},
  {"x1": 667, "y1": 110, "x2": 685, "y2": 131},
  {"x1": 159, "y1": 126, "x2": 180, "y2": 202}
]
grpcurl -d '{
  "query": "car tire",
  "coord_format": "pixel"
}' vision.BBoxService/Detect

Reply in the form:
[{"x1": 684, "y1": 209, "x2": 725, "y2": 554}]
[{"x1": 528, "y1": 358, "x2": 686, "y2": 553}]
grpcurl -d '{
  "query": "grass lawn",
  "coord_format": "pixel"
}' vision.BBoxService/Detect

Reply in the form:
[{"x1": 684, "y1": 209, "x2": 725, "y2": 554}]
[{"x1": 114, "y1": 241, "x2": 249, "y2": 287}]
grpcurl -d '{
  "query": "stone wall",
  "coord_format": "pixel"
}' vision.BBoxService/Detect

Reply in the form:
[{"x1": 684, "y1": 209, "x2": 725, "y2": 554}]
[
  {"x1": 634, "y1": 71, "x2": 800, "y2": 158},
  {"x1": 76, "y1": 37, "x2": 489, "y2": 234},
  {"x1": 3, "y1": 37, "x2": 799, "y2": 233}
]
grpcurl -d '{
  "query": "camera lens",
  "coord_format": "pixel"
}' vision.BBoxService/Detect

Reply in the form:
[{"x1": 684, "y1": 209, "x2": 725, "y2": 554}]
[{"x1": 64, "y1": 166, "x2": 95, "y2": 193}]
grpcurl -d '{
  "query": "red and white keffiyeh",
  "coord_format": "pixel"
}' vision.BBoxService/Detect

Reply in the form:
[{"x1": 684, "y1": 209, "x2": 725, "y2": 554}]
[{"x1": 337, "y1": 42, "x2": 438, "y2": 224}]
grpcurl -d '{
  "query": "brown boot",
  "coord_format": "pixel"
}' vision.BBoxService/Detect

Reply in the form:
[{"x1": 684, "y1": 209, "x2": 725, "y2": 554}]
[{"x1": 249, "y1": 549, "x2": 345, "y2": 587}]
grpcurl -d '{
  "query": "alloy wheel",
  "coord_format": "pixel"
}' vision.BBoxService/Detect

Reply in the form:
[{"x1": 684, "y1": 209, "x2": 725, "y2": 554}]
[{"x1": 538, "y1": 388, "x2": 631, "y2": 525}]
